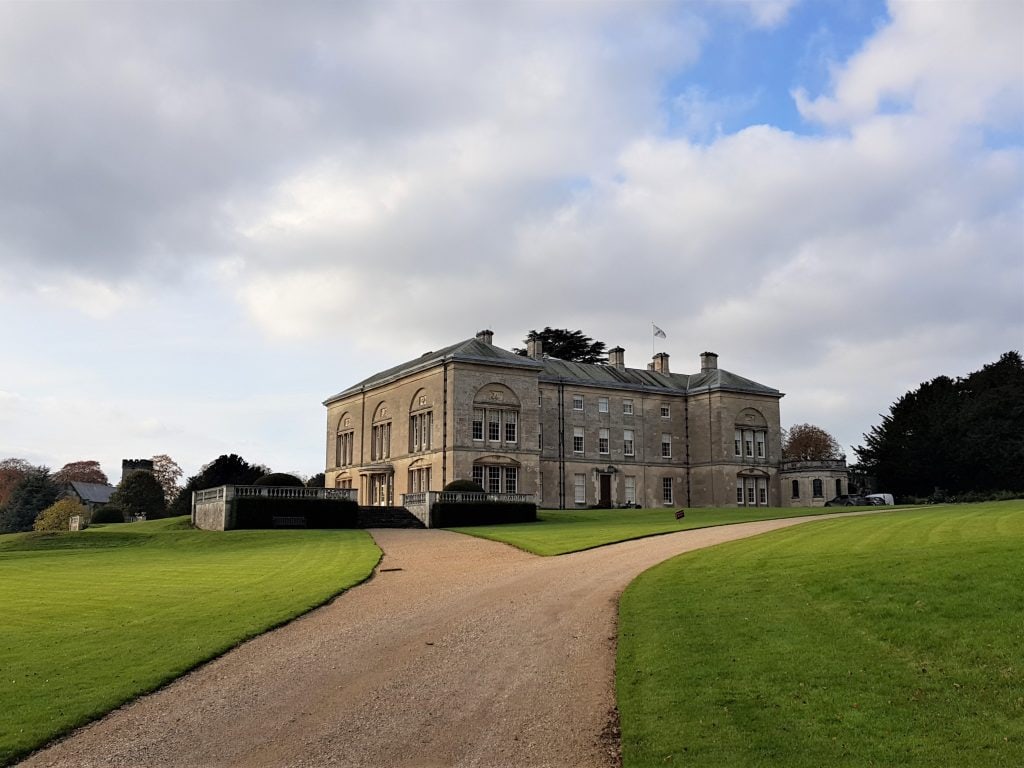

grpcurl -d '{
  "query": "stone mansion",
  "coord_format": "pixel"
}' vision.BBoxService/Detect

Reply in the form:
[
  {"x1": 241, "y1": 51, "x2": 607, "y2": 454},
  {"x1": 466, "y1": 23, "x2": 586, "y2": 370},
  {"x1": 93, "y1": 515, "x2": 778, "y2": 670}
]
[{"x1": 323, "y1": 330, "x2": 847, "y2": 509}]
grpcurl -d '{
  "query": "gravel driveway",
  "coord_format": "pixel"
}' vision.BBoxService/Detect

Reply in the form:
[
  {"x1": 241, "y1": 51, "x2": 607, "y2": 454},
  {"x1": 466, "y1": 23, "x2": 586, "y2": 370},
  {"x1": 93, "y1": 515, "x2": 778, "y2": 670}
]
[{"x1": 21, "y1": 513, "x2": 871, "y2": 768}]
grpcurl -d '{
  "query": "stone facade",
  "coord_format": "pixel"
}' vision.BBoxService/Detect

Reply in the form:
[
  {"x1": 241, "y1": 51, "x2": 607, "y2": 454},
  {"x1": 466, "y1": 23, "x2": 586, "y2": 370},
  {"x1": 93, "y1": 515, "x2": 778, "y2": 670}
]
[
  {"x1": 779, "y1": 459, "x2": 850, "y2": 507},
  {"x1": 324, "y1": 330, "x2": 840, "y2": 509}
]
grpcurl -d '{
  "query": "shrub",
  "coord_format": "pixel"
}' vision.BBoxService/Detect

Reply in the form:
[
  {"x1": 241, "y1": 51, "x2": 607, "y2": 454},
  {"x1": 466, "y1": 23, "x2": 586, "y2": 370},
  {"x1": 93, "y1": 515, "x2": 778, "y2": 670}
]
[
  {"x1": 111, "y1": 471, "x2": 167, "y2": 519},
  {"x1": 232, "y1": 497, "x2": 359, "y2": 529},
  {"x1": 91, "y1": 505, "x2": 125, "y2": 524},
  {"x1": 33, "y1": 498, "x2": 89, "y2": 532},
  {"x1": 0, "y1": 469, "x2": 60, "y2": 533},
  {"x1": 253, "y1": 473, "x2": 305, "y2": 487},
  {"x1": 443, "y1": 479, "x2": 485, "y2": 493},
  {"x1": 431, "y1": 501, "x2": 537, "y2": 527}
]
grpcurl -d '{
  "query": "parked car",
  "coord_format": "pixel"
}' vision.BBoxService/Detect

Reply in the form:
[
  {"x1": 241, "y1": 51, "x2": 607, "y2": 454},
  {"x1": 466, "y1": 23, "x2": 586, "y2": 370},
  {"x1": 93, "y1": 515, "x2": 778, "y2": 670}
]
[
  {"x1": 864, "y1": 493, "x2": 895, "y2": 505},
  {"x1": 824, "y1": 494, "x2": 870, "y2": 507}
]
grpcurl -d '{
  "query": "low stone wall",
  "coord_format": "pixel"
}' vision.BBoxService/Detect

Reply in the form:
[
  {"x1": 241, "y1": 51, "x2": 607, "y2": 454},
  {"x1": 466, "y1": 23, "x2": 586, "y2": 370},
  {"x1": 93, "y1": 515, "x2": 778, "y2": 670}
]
[{"x1": 192, "y1": 486, "x2": 358, "y2": 530}]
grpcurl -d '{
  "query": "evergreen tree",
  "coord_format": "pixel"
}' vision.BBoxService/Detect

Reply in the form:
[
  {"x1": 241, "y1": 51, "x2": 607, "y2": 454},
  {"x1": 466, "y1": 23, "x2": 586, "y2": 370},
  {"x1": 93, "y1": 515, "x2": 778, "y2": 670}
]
[
  {"x1": 111, "y1": 471, "x2": 167, "y2": 520},
  {"x1": 513, "y1": 328, "x2": 608, "y2": 364},
  {"x1": 0, "y1": 469, "x2": 60, "y2": 533},
  {"x1": 855, "y1": 351, "x2": 1024, "y2": 497},
  {"x1": 169, "y1": 454, "x2": 270, "y2": 517}
]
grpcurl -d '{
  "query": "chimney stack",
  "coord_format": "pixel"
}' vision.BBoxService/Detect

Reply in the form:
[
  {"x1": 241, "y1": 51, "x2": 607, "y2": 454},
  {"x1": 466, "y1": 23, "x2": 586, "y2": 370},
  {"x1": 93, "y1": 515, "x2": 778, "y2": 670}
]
[
  {"x1": 475, "y1": 329, "x2": 494, "y2": 345},
  {"x1": 650, "y1": 352, "x2": 670, "y2": 374},
  {"x1": 608, "y1": 346, "x2": 625, "y2": 369},
  {"x1": 700, "y1": 351, "x2": 719, "y2": 372},
  {"x1": 526, "y1": 336, "x2": 543, "y2": 360}
]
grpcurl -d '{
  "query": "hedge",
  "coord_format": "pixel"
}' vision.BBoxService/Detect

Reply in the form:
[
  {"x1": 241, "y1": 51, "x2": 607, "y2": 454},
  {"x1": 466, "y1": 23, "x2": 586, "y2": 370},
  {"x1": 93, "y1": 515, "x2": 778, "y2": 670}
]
[
  {"x1": 232, "y1": 497, "x2": 359, "y2": 529},
  {"x1": 432, "y1": 501, "x2": 537, "y2": 527}
]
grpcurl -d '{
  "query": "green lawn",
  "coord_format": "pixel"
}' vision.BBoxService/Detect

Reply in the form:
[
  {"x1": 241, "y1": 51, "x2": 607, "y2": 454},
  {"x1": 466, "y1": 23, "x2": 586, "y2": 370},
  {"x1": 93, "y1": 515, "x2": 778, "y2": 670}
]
[
  {"x1": 0, "y1": 517, "x2": 380, "y2": 765},
  {"x1": 449, "y1": 505, "x2": 878, "y2": 556},
  {"x1": 617, "y1": 501, "x2": 1024, "y2": 767}
]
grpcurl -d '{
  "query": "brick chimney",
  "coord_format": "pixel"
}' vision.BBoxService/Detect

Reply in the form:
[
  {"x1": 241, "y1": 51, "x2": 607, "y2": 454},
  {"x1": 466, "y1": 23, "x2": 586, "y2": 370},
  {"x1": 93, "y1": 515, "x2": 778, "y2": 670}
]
[
  {"x1": 608, "y1": 346, "x2": 625, "y2": 369},
  {"x1": 526, "y1": 336, "x2": 543, "y2": 359},
  {"x1": 475, "y1": 329, "x2": 494, "y2": 345},
  {"x1": 700, "y1": 351, "x2": 718, "y2": 372},
  {"x1": 650, "y1": 352, "x2": 670, "y2": 374}
]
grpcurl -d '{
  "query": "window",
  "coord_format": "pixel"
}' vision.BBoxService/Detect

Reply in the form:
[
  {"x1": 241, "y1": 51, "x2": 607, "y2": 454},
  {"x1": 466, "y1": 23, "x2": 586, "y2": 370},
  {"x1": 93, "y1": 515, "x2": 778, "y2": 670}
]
[
  {"x1": 745, "y1": 432, "x2": 754, "y2": 457},
  {"x1": 409, "y1": 411, "x2": 432, "y2": 452},
  {"x1": 623, "y1": 429, "x2": 635, "y2": 457},
  {"x1": 504, "y1": 411, "x2": 517, "y2": 443},
  {"x1": 488, "y1": 411, "x2": 500, "y2": 441},
  {"x1": 747, "y1": 485, "x2": 755, "y2": 504},
  {"x1": 336, "y1": 430, "x2": 354, "y2": 467},
  {"x1": 759, "y1": 482, "x2": 767, "y2": 505},
  {"x1": 660, "y1": 404, "x2": 671, "y2": 418},
  {"x1": 625, "y1": 476, "x2": 636, "y2": 505},
  {"x1": 812, "y1": 479, "x2": 823, "y2": 498},
  {"x1": 661, "y1": 433, "x2": 672, "y2": 458},
  {"x1": 504, "y1": 467, "x2": 518, "y2": 494},
  {"x1": 835, "y1": 478, "x2": 843, "y2": 497},
  {"x1": 598, "y1": 397, "x2": 609, "y2": 413},
  {"x1": 408, "y1": 467, "x2": 431, "y2": 493},
  {"x1": 487, "y1": 466, "x2": 501, "y2": 494},
  {"x1": 662, "y1": 477, "x2": 673, "y2": 505},
  {"x1": 791, "y1": 479, "x2": 800, "y2": 499},
  {"x1": 573, "y1": 426, "x2": 584, "y2": 454},
  {"x1": 472, "y1": 409, "x2": 484, "y2": 441},
  {"x1": 538, "y1": 429, "x2": 543, "y2": 450},
  {"x1": 472, "y1": 465, "x2": 484, "y2": 487},
  {"x1": 574, "y1": 473, "x2": 586, "y2": 504},
  {"x1": 371, "y1": 422, "x2": 391, "y2": 461},
  {"x1": 599, "y1": 428, "x2": 610, "y2": 455},
  {"x1": 623, "y1": 399, "x2": 634, "y2": 415},
  {"x1": 734, "y1": 429, "x2": 741, "y2": 457},
  {"x1": 756, "y1": 431, "x2": 766, "y2": 459},
  {"x1": 572, "y1": 394, "x2": 584, "y2": 411},
  {"x1": 736, "y1": 481, "x2": 744, "y2": 504}
]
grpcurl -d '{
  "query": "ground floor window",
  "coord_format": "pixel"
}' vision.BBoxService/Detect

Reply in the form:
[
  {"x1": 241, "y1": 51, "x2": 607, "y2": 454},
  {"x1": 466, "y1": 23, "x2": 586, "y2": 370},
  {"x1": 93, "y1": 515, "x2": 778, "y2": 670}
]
[
  {"x1": 335, "y1": 477, "x2": 353, "y2": 489},
  {"x1": 812, "y1": 478, "x2": 823, "y2": 498},
  {"x1": 791, "y1": 479, "x2": 799, "y2": 499},
  {"x1": 662, "y1": 477, "x2": 673, "y2": 505},
  {"x1": 408, "y1": 467, "x2": 431, "y2": 493},
  {"x1": 624, "y1": 476, "x2": 636, "y2": 505},
  {"x1": 835, "y1": 478, "x2": 843, "y2": 496},
  {"x1": 736, "y1": 482, "x2": 744, "y2": 503},
  {"x1": 574, "y1": 473, "x2": 586, "y2": 504},
  {"x1": 472, "y1": 464, "x2": 518, "y2": 494},
  {"x1": 369, "y1": 474, "x2": 393, "y2": 505},
  {"x1": 738, "y1": 477, "x2": 768, "y2": 506}
]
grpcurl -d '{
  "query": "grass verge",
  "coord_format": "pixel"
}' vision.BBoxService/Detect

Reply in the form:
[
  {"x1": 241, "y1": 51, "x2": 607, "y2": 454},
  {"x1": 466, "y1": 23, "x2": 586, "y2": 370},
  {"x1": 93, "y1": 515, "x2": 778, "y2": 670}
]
[
  {"x1": 0, "y1": 517, "x2": 380, "y2": 765},
  {"x1": 617, "y1": 501, "x2": 1024, "y2": 767},
  {"x1": 449, "y1": 505, "x2": 881, "y2": 556}
]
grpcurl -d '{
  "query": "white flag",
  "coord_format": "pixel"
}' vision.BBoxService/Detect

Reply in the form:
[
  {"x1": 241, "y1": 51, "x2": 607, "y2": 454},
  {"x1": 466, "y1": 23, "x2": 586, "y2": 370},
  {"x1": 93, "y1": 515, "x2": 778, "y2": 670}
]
[{"x1": 653, "y1": 324, "x2": 666, "y2": 339}]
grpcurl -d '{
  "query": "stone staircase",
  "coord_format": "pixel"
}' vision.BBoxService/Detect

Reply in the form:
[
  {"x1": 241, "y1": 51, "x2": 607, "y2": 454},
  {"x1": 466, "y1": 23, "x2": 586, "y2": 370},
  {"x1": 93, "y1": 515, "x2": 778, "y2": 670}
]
[{"x1": 358, "y1": 506, "x2": 426, "y2": 529}]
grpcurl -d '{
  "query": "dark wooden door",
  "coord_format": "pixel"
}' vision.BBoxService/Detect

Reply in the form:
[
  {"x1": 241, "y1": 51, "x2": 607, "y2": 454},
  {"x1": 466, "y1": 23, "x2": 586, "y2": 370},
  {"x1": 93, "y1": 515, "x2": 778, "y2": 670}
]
[{"x1": 599, "y1": 474, "x2": 611, "y2": 507}]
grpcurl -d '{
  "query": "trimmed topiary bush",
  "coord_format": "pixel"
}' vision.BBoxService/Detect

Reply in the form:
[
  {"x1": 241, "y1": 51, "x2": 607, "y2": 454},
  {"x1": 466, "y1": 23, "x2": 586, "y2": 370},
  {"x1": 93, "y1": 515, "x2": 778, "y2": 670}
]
[
  {"x1": 253, "y1": 473, "x2": 305, "y2": 487},
  {"x1": 232, "y1": 497, "x2": 359, "y2": 529},
  {"x1": 432, "y1": 501, "x2": 537, "y2": 527},
  {"x1": 91, "y1": 505, "x2": 125, "y2": 524},
  {"x1": 443, "y1": 479, "x2": 485, "y2": 493}
]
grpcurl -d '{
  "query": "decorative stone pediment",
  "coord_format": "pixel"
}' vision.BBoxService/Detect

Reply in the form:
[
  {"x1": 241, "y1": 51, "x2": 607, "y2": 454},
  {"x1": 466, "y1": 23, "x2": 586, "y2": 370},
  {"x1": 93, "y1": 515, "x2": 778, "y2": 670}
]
[{"x1": 473, "y1": 454, "x2": 521, "y2": 467}]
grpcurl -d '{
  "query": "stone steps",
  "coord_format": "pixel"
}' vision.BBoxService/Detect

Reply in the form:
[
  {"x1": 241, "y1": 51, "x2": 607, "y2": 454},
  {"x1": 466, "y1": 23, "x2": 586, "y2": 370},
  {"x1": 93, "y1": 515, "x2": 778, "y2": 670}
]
[{"x1": 358, "y1": 506, "x2": 426, "y2": 529}]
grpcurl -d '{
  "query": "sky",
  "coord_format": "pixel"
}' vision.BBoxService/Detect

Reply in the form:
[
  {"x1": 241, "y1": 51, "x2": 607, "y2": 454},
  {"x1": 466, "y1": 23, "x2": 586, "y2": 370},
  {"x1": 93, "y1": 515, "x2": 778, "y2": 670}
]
[{"x1": 0, "y1": 0, "x2": 1021, "y2": 483}]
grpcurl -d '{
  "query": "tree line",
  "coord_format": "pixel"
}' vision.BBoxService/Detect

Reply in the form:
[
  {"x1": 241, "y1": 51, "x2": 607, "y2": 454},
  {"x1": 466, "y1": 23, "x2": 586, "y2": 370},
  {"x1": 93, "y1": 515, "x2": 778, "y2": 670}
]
[
  {"x1": 0, "y1": 453, "x2": 326, "y2": 533},
  {"x1": 854, "y1": 351, "x2": 1024, "y2": 499}
]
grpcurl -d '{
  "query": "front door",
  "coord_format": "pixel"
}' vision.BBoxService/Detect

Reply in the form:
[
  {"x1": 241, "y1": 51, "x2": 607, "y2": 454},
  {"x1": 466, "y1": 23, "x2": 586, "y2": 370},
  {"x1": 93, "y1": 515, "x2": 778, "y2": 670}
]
[{"x1": 599, "y1": 474, "x2": 612, "y2": 508}]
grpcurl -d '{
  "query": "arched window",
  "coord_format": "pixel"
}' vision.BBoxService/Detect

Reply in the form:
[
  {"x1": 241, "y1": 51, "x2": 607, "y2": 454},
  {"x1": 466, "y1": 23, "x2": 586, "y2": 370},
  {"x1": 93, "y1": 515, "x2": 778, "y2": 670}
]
[
  {"x1": 791, "y1": 479, "x2": 800, "y2": 499},
  {"x1": 734, "y1": 408, "x2": 769, "y2": 461},
  {"x1": 812, "y1": 478, "x2": 823, "y2": 498},
  {"x1": 472, "y1": 456, "x2": 520, "y2": 494},
  {"x1": 335, "y1": 413, "x2": 354, "y2": 467},
  {"x1": 471, "y1": 384, "x2": 521, "y2": 447},
  {"x1": 371, "y1": 402, "x2": 392, "y2": 461},
  {"x1": 409, "y1": 389, "x2": 433, "y2": 453}
]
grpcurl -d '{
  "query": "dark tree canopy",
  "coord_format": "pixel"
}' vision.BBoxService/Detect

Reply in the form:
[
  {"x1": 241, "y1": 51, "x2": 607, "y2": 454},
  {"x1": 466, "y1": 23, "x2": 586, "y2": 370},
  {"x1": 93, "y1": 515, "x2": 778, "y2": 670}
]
[
  {"x1": 0, "y1": 468, "x2": 60, "y2": 533},
  {"x1": 513, "y1": 328, "x2": 608, "y2": 364},
  {"x1": 855, "y1": 351, "x2": 1024, "y2": 497},
  {"x1": 111, "y1": 470, "x2": 167, "y2": 520},
  {"x1": 306, "y1": 473, "x2": 326, "y2": 488},
  {"x1": 782, "y1": 424, "x2": 843, "y2": 461},
  {"x1": 169, "y1": 454, "x2": 270, "y2": 517},
  {"x1": 254, "y1": 473, "x2": 304, "y2": 487},
  {"x1": 53, "y1": 460, "x2": 109, "y2": 485}
]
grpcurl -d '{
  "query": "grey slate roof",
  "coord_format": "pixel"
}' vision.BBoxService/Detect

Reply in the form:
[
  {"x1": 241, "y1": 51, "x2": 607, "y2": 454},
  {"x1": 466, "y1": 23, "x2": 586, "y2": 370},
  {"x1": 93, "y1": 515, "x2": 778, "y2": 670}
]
[
  {"x1": 538, "y1": 358, "x2": 781, "y2": 397},
  {"x1": 324, "y1": 337, "x2": 543, "y2": 404},
  {"x1": 326, "y1": 335, "x2": 781, "y2": 402},
  {"x1": 68, "y1": 481, "x2": 116, "y2": 504}
]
